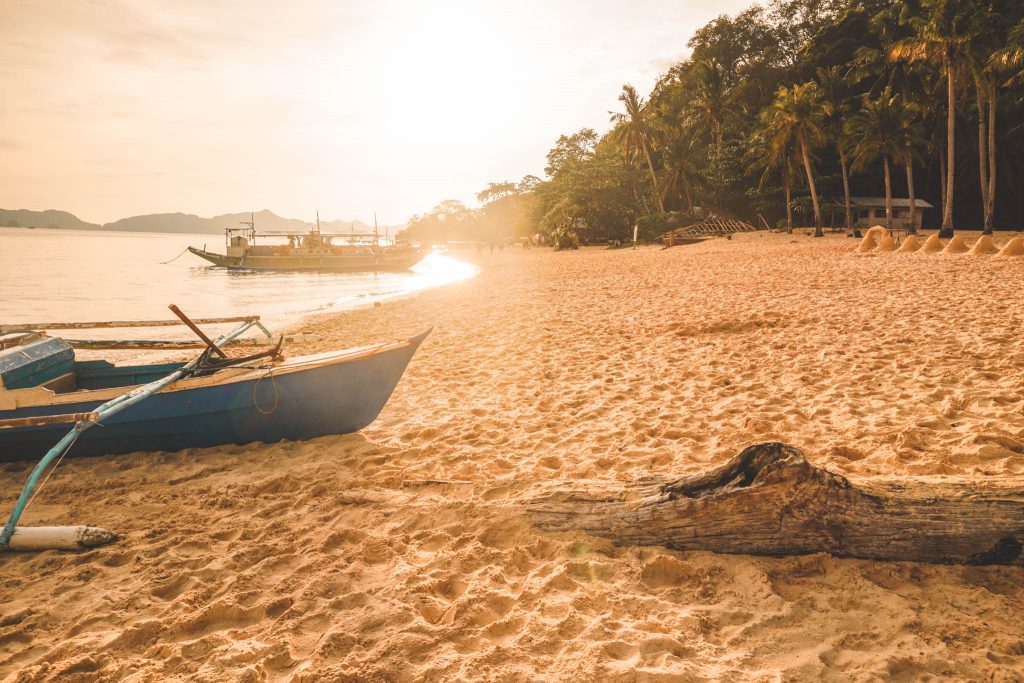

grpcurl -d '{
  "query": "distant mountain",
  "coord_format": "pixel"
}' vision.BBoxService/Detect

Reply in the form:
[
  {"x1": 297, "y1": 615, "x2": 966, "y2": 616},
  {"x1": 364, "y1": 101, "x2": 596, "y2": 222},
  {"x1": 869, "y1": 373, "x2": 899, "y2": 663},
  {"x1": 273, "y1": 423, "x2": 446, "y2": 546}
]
[
  {"x1": 103, "y1": 211, "x2": 221, "y2": 234},
  {"x1": 0, "y1": 208, "x2": 101, "y2": 230},
  {"x1": 0, "y1": 208, "x2": 385, "y2": 235}
]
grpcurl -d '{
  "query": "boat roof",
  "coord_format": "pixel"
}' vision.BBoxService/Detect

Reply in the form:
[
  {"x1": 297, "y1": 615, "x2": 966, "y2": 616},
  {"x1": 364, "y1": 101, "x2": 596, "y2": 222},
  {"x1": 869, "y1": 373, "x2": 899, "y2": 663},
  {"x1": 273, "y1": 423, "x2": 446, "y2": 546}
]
[
  {"x1": 850, "y1": 196, "x2": 935, "y2": 209},
  {"x1": 226, "y1": 227, "x2": 381, "y2": 237}
]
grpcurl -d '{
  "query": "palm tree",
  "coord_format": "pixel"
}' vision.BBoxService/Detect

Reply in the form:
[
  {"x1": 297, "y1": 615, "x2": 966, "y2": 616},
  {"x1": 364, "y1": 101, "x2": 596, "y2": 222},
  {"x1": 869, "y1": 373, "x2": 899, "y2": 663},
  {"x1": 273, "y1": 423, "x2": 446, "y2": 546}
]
[
  {"x1": 747, "y1": 132, "x2": 801, "y2": 234},
  {"x1": 898, "y1": 106, "x2": 928, "y2": 235},
  {"x1": 762, "y1": 83, "x2": 827, "y2": 236},
  {"x1": 977, "y1": 9, "x2": 1022, "y2": 234},
  {"x1": 997, "y1": 17, "x2": 1024, "y2": 84},
  {"x1": 690, "y1": 58, "x2": 729, "y2": 153},
  {"x1": 846, "y1": 89, "x2": 915, "y2": 232},
  {"x1": 655, "y1": 123, "x2": 702, "y2": 213},
  {"x1": 610, "y1": 84, "x2": 664, "y2": 213},
  {"x1": 816, "y1": 65, "x2": 858, "y2": 237},
  {"x1": 891, "y1": 0, "x2": 986, "y2": 236}
]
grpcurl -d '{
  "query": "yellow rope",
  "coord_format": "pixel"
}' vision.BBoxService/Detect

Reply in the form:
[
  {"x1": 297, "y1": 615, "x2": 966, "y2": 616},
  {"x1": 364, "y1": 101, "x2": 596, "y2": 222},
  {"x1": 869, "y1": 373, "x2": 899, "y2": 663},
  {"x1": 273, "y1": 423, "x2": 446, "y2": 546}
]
[{"x1": 253, "y1": 369, "x2": 280, "y2": 415}]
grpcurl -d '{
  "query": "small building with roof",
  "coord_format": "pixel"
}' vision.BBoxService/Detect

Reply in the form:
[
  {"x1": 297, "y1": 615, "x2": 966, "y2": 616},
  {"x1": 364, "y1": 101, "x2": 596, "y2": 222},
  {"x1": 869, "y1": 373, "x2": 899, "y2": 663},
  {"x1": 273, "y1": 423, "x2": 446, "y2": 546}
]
[{"x1": 850, "y1": 196, "x2": 933, "y2": 230}]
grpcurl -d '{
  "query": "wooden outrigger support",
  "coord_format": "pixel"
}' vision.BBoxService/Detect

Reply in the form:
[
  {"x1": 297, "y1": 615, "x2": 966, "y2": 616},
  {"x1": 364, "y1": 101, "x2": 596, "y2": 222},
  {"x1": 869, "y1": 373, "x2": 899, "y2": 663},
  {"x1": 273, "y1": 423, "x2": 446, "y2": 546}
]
[
  {"x1": 0, "y1": 412, "x2": 100, "y2": 430},
  {"x1": 0, "y1": 315, "x2": 261, "y2": 334},
  {"x1": 0, "y1": 312, "x2": 274, "y2": 352},
  {"x1": 0, "y1": 314, "x2": 260, "y2": 552},
  {"x1": 6, "y1": 526, "x2": 117, "y2": 551}
]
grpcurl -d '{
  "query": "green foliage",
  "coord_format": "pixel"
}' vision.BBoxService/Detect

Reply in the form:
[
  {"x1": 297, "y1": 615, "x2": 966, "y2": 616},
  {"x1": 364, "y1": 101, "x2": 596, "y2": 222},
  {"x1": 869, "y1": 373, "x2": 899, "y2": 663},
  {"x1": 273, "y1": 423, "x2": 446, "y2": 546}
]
[
  {"x1": 633, "y1": 213, "x2": 671, "y2": 242},
  {"x1": 418, "y1": 0, "x2": 1024, "y2": 240},
  {"x1": 400, "y1": 177, "x2": 538, "y2": 243},
  {"x1": 540, "y1": 198, "x2": 582, "y2": 250},
  {"x1": 552, "y1": 228, "x2": 580, "y2": 251}
]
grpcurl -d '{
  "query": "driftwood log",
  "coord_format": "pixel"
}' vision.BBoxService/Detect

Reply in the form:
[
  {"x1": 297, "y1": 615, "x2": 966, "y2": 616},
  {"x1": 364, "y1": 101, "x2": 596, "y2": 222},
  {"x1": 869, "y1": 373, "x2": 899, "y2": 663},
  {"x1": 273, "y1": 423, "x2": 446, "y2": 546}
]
[{"x1": 525, "y1": 442, "x2": 1024, "y2": 566}]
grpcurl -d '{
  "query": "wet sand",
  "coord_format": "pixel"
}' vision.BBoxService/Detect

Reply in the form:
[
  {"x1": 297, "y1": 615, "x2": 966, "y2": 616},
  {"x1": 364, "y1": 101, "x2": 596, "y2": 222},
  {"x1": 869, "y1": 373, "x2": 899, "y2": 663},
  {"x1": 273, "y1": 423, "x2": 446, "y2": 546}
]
[{"x1": 3, "y1": 232, "x2": 1024, "y2": 681}]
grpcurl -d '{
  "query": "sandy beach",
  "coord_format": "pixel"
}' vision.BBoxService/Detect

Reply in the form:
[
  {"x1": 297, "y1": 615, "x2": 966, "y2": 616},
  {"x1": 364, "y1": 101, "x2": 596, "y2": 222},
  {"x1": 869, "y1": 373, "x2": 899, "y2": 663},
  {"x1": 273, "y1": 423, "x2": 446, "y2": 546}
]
[{"x1": 3, "y1": 233, "x2": 1024, "y2": 681}]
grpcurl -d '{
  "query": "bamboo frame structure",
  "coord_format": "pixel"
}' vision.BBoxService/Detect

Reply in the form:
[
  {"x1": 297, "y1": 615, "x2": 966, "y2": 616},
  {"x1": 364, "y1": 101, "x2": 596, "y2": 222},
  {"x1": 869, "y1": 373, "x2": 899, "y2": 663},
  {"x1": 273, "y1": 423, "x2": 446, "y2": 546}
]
[{"x1": 663, "y1": 217, "x2": 760, "y2": 243}]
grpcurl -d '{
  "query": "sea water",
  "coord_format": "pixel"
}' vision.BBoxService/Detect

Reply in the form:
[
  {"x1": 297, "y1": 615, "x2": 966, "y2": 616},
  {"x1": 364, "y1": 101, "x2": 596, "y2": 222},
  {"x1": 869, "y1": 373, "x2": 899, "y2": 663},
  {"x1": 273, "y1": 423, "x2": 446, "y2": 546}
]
[{"x1": 0, "y1": 227, "x2": 476, "y2": 341}]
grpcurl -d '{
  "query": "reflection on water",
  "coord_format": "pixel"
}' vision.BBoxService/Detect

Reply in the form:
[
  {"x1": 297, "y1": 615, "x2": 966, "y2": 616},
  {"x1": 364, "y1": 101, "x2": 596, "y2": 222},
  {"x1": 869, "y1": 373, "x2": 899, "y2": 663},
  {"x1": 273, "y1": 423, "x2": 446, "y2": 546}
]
[{"x1": 0, "y1": 228, "x2": 477, "y2": 338}]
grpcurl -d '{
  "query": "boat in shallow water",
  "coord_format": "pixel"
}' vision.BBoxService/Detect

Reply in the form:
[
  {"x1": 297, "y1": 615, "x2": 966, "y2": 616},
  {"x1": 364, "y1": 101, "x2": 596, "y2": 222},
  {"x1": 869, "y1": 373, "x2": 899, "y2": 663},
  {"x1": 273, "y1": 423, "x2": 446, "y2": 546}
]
[
  {"x1": 0, "y1": 329, "x2": 429, "y2": 461},
  {"x1": 188, "y1": 217, "x2": 425, "y2": 272}
]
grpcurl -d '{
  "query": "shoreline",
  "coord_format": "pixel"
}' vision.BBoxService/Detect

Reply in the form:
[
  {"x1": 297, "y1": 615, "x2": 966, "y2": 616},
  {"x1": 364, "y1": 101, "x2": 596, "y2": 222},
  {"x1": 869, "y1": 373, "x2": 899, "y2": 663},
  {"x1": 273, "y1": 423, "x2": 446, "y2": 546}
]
[{"x1": 2, "y1": 234, "x2": 1024, "y2": 681}]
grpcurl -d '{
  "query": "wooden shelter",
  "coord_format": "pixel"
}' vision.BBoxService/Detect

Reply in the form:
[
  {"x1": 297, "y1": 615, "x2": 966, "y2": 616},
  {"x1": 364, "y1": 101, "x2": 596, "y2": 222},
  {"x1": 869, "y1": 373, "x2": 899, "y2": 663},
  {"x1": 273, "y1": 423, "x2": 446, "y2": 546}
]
[
  {"x1": 660, "y1": 214, "x2": 759, "y2": 246},
  {"x1": 850, "y1": 197, "x2": 932, "y2": 231}
]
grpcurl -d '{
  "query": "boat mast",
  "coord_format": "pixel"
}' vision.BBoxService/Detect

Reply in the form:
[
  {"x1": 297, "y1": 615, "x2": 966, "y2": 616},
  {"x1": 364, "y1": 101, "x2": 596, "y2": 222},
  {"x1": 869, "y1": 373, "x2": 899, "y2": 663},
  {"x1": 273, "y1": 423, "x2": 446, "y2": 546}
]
[{"x1": 233, "y1": 211, "x2": 256, "y2": 248}]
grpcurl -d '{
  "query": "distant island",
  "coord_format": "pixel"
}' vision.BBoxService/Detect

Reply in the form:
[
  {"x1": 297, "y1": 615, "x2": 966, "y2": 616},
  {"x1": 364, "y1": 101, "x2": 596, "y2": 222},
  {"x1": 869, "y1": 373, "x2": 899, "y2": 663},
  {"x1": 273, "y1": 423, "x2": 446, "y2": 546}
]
[{"x1": 0, "y1": 208, "x2": 391, "y2": 235}]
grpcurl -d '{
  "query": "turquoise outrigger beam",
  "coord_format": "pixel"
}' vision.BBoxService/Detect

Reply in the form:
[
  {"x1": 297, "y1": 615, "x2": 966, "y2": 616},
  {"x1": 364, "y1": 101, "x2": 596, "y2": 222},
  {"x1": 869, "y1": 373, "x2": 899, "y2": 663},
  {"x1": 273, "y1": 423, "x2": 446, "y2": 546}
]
[{"x1": 0, "y1": 320, "x2": 257, "y2": 549}]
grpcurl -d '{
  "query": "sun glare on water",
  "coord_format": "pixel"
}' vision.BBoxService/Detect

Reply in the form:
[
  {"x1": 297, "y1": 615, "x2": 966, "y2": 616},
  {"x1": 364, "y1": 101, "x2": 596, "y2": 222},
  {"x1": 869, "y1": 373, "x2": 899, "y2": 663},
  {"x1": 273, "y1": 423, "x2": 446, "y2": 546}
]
[{"x1": 409, "y1": 251, "x2": 480, "y2": 287}]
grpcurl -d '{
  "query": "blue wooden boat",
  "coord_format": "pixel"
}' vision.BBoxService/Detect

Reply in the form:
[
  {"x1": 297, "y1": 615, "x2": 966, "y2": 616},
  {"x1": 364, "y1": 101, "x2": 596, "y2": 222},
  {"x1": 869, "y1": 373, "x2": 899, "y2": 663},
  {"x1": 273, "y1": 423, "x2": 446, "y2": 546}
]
[{"x1": 0, "y1": 330, "x2": 429, "y2": 462}]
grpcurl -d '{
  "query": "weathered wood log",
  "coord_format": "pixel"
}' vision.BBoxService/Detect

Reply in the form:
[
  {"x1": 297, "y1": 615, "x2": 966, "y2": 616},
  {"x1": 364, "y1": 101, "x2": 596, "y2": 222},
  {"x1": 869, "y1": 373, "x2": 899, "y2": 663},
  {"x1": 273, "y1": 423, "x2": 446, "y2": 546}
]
[
  {"x1": 525, "y1": 442, "x2": 1024, "y2": 566},
  {"x1": 4, "y1": 526, "x2": 117, "y2": 551}
]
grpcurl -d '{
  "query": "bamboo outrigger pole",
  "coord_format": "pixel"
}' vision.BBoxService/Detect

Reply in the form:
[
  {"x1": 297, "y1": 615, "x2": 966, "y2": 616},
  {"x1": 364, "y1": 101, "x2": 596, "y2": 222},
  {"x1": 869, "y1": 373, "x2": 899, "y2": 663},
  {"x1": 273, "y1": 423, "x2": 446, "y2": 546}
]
[
  {"x1": 0, "y1": 315, "x2": 260, "y2": 334},
  {"x1": 0, "y1": 315, "x2": 259, "y2": 552}
]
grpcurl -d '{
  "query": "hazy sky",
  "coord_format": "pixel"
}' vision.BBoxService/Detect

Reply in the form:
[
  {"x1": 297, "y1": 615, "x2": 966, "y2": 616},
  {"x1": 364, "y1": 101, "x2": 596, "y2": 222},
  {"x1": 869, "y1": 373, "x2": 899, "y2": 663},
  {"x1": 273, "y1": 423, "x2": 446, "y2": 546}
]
[{"x1": 1, "y1": 0, "x2": 751, "y2": 225}]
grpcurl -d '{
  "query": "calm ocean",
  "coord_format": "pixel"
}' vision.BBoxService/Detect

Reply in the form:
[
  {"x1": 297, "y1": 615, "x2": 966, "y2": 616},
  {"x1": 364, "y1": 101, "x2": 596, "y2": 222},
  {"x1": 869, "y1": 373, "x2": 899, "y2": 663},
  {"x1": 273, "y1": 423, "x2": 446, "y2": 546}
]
[{"x1": 0, "y1": 227, "x2": 475, "y2": 341}]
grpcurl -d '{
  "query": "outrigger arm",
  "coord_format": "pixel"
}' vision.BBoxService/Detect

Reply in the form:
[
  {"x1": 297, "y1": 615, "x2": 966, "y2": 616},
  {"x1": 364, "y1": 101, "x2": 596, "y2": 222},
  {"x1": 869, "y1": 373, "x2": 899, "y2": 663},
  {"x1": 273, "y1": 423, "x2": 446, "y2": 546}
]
[{"x1": 0, "y1": 317, "x2": 259, "y2": 551}]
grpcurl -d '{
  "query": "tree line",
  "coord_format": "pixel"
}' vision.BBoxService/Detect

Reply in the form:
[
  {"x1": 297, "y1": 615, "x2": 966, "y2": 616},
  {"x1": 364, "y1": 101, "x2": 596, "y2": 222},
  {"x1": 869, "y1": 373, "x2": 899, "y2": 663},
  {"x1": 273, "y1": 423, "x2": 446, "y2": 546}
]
[{"x1": 403, "y1": 0, "x2": 1024, "y2": 246}]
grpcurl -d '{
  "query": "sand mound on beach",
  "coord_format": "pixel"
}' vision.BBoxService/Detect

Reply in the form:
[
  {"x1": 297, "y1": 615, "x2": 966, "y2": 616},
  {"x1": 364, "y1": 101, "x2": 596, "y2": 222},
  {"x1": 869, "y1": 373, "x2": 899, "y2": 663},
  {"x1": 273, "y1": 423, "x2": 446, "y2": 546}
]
[
  {"x1": 874, "y1": 235, "x2": 896, "y2": 252},
  {"x1": 856, "y1": 235, "x2": 877, "y2": 252},
  {"x1": 856, "y1": 226, "x2": 888, "y2": 253},
  {"x1": 896, "y1": 234, "x2": 921, "y2": 252},
  {"x1": 919, "y1": 234, "x2": 944, "y2": 252},
  {"x1": 865, "y1": 225, "x2": 889, "y2": 240},
  {"x1": 943, "y1": 234, "x2": 969, "y2": 253},
  {"x1": 3, "y1": 232, "x2": 1024, "y2": 681},
  {"x1": 968, "y1": 235, "x2": 999, "y2": 255},
  {"x1": 1000, "y1": 236, "x2": 1024, "y2": 256}
]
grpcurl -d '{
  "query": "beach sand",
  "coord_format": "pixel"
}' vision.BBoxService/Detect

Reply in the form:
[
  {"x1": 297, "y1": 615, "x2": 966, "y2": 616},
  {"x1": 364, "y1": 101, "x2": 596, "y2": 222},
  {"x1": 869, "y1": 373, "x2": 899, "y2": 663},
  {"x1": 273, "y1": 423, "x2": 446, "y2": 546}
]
[{"x1": 3, "y1": 232, "x2": 1024, "y2": 681}]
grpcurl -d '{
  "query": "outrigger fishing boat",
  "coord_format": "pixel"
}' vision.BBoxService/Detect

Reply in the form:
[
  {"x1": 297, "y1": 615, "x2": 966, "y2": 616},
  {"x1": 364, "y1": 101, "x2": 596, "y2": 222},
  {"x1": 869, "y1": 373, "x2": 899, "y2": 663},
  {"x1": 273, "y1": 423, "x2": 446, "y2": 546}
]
[
  {"x1": 0, "y1": 306, "x2": 429, "y2": 550},
  {"x1": 188, "y1": 215, "x2": 425, "y2": 272}
]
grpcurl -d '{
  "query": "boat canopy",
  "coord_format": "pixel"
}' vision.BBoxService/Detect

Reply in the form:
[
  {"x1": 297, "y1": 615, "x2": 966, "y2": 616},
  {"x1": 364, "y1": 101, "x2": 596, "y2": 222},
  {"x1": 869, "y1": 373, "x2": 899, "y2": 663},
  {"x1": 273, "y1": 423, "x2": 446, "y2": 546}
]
[{"x1": 225, "y1": 227, "x2": 381, "y2": 238}]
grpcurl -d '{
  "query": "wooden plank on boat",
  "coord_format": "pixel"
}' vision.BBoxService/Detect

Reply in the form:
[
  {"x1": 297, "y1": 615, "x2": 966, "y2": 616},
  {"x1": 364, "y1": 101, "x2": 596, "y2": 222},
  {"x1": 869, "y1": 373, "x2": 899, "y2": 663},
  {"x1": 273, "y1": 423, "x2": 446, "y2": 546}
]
[
  {"x1": 0, "y1": 412, "x2": 100, "y2": 430},
  {"x1": 0, "y1": 315, "x2": 259, "y2": 333},
  {"x1": 0, "y1": 332, "x2": 42, "y2": 350},
  {"x1": 63, "y1": 337, "x2": 283, "y2": 350}
]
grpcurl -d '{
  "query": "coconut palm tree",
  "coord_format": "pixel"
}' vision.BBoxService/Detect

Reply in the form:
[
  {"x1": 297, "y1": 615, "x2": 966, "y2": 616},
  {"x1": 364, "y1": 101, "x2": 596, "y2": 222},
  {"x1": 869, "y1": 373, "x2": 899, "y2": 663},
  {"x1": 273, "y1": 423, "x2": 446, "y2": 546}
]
[
  {"x1": 762, "y1": 83, "x2": 827, "y2": 236},
  {"x1": 975, "y1": 8, "x2": 1022, "y2": 234},
  {"x1": 655, "y1": 123, "x2": 702, "y2": 213},
  {"x1": 846, "y1": 89, "x2": 916, "y2": 232},
  {"x1": 690, "y1": 58, "x2": 729, "y2": 154},
  {"x1": 610, "y1": 84, "x2": 664, "y2": 213},
  {"x1": 997, "y1": 17, "x2": 1024, "y2": 83},
  {"x1": 890, "y1": 0, "x2": 986, "y2": 236},
  {"x1": 896, "y1": 102, "x2": 928, "y2": 235},
  {"x1": 815, "y1": 65, "x2": 858, "y2": 236},
  {"x1": 747, "y1": 132, "x2": 801, "y2": 234}
]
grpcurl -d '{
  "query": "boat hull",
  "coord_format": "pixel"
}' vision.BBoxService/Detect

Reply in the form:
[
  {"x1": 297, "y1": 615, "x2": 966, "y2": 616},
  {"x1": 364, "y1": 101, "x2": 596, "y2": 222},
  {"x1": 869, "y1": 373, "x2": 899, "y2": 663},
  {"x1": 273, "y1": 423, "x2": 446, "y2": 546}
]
[
  {"x1": 188, "y1": 247, "x2": 424, "y2": 272},
  {"x1": 0, "y1": 331, "x2": 428, "y2": 462}
]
